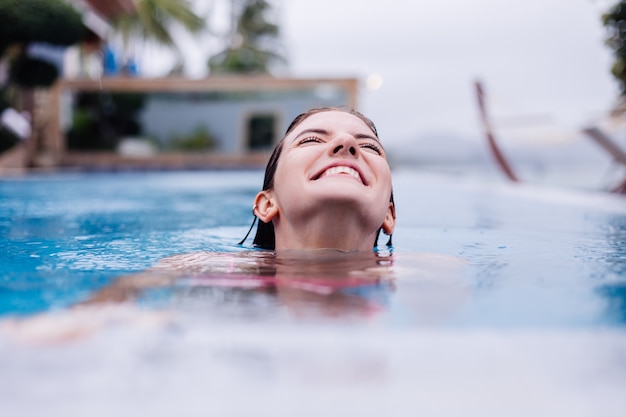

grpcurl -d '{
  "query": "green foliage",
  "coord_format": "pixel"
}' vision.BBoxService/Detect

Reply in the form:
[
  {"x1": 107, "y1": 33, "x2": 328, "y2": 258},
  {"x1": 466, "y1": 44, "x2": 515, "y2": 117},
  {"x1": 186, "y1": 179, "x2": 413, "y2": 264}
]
[
  {"x1": 0, "y1": 127, "x2": 20, "y2": 153},
  {"x1": 0, "y1": 88, "x2": 19, "y2": 152},
  {"x1": 67, "y1": 111, "x2": 99, "y2": 151},
  {"x1": 9, "y1": 55, "x2": 58, "y2": 88},
  {"x1": 0, "y1": 0, "x2": 84, "y2": 121},
  {"x1": 604, "y1": 2, "x2": 626, "y2": 94},
  {"x1": 0, "y1": 0, "x2": 84, "y2": 46},
  {"x1": 208, "y1": 47, "x2": 284, "y2": 74},
  {"x1": 209, "y1": 0, "x2": 286, "y2": 75},
  {"x1": 169, "y1": 127, "x2": 216, "y2": 151},
  {"x1": 113, "y1": 0, "x2": 206, "y2": 71},
  {"x1": 237, "y1": 0, "x2": 279, "y2": 45},
  {"x1": 67, "y1": 93, "x2": 146, "y2": 151},
  {"x1": 0, "y1": 88, "x2": 10, "y2": 111}
]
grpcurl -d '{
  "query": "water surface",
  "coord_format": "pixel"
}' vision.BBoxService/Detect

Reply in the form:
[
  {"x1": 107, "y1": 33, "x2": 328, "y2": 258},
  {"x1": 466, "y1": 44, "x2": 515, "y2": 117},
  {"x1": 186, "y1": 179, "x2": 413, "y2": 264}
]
[{"x1": 1, "y1": 170, "x2": 625, "y2": 416}]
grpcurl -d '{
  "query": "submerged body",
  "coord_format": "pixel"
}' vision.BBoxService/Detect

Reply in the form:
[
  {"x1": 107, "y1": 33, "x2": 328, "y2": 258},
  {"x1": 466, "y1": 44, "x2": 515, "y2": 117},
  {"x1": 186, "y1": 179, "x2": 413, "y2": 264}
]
[
  {"x1": 87, "y1": 249, "x2": 467, "y2": 319},
  {"x1": 1, "y1": 249, "x2": 468, "y2": 343}
]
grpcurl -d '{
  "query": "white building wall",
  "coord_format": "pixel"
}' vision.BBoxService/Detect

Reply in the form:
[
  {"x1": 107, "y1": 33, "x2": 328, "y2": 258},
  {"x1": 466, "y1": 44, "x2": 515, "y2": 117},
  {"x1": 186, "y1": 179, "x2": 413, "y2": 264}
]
[{"x1": 139, "y1": 90, "x2": 350, "y2": 153}]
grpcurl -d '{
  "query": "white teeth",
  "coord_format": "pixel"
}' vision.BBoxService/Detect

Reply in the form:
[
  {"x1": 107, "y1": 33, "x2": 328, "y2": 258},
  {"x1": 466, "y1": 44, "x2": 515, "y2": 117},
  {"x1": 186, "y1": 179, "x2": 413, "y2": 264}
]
[{"x1": 321, "y1": 166, "x2": 361, "y2": 181}]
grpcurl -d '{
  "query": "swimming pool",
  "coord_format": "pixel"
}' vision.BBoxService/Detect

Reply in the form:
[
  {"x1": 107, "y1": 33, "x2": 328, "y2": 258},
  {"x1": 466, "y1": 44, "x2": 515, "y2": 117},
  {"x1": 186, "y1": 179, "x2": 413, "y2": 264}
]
[{"x1": 1, "y1": 169, "x2": 625, "y2": 415}]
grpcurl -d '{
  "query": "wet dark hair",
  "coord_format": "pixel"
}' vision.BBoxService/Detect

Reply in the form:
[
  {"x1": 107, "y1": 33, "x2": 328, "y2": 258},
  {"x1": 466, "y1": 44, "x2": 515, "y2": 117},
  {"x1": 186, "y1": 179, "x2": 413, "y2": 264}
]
[{"x1": 239, "y1": 106, "x2": 393, "y2": 250}]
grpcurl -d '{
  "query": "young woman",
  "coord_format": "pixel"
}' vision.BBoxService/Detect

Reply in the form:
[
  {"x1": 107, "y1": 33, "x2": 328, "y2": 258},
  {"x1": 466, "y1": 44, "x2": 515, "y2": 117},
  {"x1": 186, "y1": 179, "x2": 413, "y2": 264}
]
[{"x1": 242, "y1": 106, "x2": 396, "y2": 252}]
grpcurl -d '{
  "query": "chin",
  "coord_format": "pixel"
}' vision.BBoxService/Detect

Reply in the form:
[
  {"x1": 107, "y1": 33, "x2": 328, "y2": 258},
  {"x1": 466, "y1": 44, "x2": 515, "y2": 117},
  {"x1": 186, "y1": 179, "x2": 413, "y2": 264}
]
[
  {"x1": 310, "y1": 180, "x2": 369, "y2": 194},
  {"x1": 310, "y1": 190, "x2": 377, "y2": 210}
]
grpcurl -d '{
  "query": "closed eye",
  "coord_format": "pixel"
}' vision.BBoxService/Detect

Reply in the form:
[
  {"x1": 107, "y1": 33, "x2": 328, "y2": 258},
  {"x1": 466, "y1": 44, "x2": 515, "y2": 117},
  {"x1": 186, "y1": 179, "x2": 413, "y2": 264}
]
[
  {"x1": 298, "y1": 136, "x2": 324, "y2": 145},
  {"x1": 360, "y1": 142, "x2": 383, "y2": 155}
]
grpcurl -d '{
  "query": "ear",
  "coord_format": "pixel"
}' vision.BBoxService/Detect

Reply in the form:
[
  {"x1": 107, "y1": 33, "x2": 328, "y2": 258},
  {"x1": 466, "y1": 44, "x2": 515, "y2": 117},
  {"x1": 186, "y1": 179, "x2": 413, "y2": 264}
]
[
  {"x1": 381, "y1": 202, "x2": 396, "y2": 235},
  {"x1": 253, "y1": 190, "x2": 279, "y2": 223}
]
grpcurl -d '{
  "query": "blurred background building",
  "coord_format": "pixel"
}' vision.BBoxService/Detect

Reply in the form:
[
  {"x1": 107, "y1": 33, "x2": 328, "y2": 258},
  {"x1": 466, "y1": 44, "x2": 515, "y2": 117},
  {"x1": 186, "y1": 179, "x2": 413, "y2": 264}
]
[{"x1": 0, "y1": 0, "x2": 358, "y2": 171}]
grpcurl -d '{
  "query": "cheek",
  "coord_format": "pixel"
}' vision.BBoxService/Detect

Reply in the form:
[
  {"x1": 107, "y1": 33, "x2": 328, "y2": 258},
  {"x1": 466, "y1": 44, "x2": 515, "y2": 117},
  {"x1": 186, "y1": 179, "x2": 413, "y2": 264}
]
[
  {"x1": 272, "y1": 155, "x2": 305, "y2": 202},
  {"x1": 375, "y1": 164, "x2": 394, "y2": 208},
  {"x1": 274, "y1": 149, "x2": 316, "y2": 187},
  {"x1": 374, "y1": 160, "x2": 393, "y2": 192}
]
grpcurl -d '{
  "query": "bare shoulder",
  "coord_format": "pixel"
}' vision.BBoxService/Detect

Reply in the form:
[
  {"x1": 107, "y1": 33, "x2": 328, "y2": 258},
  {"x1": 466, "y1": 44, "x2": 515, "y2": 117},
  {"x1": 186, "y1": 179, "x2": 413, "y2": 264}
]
[{"x1": 154, "y1": 250, "x2": 271, "y2": 274}]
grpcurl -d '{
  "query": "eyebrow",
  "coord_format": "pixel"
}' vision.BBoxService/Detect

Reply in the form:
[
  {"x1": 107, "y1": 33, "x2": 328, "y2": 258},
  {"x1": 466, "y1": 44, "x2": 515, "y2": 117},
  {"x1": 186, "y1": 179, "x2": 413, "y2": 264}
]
[{"x1": 292, "y1": 128, "x2": 380, "y2": 143}]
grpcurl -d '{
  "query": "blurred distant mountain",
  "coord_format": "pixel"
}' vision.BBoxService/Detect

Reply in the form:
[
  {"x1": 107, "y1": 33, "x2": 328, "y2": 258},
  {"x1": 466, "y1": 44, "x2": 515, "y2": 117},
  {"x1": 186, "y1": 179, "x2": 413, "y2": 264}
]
[
  {"x1": 386, "y1": 132, "x2": 489, "y2": 166},
  {"x1": 386, "y1": 129, "x2": 617, "y2": 169},
  {"x1": 385, "y1": 128, "x2": 626, "y2": 190}
]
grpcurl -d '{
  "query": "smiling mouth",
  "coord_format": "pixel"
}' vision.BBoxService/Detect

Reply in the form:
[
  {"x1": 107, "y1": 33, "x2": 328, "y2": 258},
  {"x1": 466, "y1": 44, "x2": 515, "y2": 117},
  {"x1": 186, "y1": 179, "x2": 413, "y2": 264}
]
[{"x1": 318, "y1": 166, "x2": 363, "y2": 183}]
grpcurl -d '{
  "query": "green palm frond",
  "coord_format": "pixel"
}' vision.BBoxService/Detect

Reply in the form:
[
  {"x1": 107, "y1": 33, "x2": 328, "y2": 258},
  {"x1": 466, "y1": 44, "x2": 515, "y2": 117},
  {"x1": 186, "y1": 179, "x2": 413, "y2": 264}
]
[
  {"x1": 209, "y1": 0, "x2": 285, "y2": 75},
  {"x1": 144, "y1": 0, "x2": 205, "y2": 33},
  {"x1": 113, "y1": 0, "x2": 206, "y2": 50},
  {"x1": 134, "y1": 0, "x2": 176, "y2": 46},
  {"x1": 603, "y1": 1, "x2": 626, "y2": 94},
  {"x1": 237, "y1": 0, "x2": 278, "y2": 41}
]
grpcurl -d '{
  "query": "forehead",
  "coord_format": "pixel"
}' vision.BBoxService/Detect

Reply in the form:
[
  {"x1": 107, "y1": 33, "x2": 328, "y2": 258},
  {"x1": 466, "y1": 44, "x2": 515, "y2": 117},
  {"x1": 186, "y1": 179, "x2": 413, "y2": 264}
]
[{"x1": 288, "y1": 111, "x2": 377, "y2": 138}]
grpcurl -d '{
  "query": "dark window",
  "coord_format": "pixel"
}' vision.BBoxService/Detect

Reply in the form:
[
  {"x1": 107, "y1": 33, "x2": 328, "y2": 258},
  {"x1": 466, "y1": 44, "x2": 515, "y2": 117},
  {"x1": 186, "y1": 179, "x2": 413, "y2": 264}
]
[{"x1": 247, "y1": 114, "x2": 276, "y2": 151}]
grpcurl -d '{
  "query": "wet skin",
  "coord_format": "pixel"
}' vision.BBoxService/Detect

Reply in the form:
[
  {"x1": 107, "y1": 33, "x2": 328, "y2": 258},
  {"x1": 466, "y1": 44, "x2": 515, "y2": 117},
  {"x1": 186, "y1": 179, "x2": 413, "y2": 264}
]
[{"x1": 254, "y1": 111, "x2": 396, "y2": 251}]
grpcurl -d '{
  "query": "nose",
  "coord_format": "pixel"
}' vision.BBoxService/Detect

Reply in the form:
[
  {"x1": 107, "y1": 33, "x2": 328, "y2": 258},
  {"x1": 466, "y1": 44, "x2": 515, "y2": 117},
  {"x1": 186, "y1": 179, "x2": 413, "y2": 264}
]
[{"x1": 329, "y1": 134, "x2": 359, "y2": 157}]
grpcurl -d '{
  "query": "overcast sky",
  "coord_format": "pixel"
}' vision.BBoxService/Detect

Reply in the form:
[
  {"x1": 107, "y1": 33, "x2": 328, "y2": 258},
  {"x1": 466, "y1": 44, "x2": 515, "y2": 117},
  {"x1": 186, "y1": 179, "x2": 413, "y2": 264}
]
[{"x1": 274, "y1": 0, "x2": 620, "y2": 147}]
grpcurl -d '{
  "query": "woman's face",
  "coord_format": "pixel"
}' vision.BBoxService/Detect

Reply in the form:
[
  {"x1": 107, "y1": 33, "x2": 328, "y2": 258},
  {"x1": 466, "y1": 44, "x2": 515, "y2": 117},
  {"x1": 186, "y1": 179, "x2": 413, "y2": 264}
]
[{"x1": 269, "y1": 110, "x2": 394, "y2": 233}]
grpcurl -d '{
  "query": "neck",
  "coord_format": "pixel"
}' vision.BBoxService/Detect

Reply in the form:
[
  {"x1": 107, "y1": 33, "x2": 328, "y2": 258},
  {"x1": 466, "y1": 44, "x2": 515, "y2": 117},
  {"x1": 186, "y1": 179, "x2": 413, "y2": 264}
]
[{"x1": 273, "y1": 206, "x2": 379, "y2": 251}]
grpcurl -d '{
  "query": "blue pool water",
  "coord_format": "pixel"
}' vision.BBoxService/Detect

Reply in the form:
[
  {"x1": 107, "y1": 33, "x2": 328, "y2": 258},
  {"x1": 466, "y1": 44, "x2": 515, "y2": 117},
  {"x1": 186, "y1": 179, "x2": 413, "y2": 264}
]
[
  {"x1": 0, "y1": 171, "x2": 255, "y2": 315},
  {"x1": 1, "y1": 169, "x2": 626, "y2": 416},
  {"x1": 2, "y1": 169, "x2": 625, "y2": 326}
]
